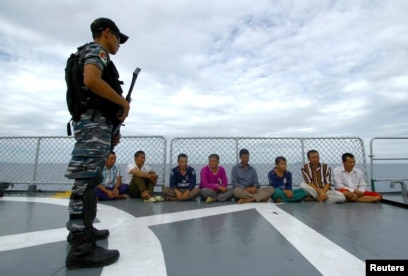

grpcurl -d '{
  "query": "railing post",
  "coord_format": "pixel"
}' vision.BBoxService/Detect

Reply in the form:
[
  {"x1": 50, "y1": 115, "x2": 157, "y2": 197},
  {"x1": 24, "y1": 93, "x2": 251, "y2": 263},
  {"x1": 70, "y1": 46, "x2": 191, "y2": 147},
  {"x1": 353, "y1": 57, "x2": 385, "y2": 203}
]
[
  {"x1": 235, "y1": 138, "x2": 239, "y2": 164},
  {"x1": 29, "y1": 137, "x2": 41, "y2": 193},
  {"x1": 300, "y1": 138, "x2": 305, "y2": 165}
]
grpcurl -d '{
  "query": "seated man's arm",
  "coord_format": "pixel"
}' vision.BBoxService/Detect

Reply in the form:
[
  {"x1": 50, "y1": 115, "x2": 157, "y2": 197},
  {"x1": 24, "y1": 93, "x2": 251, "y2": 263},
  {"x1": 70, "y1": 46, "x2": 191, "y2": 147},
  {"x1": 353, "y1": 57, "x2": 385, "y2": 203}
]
[
  {"x1": 200, "y1": 168, "x2": 218, "y2": 190},
  {"x1": 147, "y1": 171, "x2": 158, "y2": 183},
  {"x1": 231, "y1": 166, "x2": 241, "y2": 188},
  {"x1": 355, "y1": 170, "x2": 368, "y2": 193},
  {"x1": 253, "y1": 169, "x2": 260, "y2": 188},
  {"x1": 114, "y1": 176, "x2": 122, "y2": 190},
  {"x1": 323, "y1": 183, "x2": 331, "y2": 193},
  {"x1": 284, "y1": 172, "x2": 293, "y2": 198},
  {"x1": 97, "y1": 184, "x2": 114, "y2": 198},
  {"x1": 187, "y1": 169, "x2": 197, "y2": 191},
  {"x1": 218, "y1": 168, "x2": 228, "y2": 192},
  {"x1": 129, "y1": 167, "x2": 154, "y2": 179},
  {"x1": 231, "y1": 166, "x2": 246, "y2": 189},
  {"x1": 301, "y1": 166, "x2": 311, "y2": 184},
  {"x1": 170, "y1": 170, "x2": 183, "y2": 199}
]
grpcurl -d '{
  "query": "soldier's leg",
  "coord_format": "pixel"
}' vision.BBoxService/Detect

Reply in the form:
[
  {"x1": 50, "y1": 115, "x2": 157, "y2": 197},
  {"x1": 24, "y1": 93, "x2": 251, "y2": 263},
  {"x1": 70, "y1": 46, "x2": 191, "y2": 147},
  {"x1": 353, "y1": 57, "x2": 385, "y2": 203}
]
[{"x1": 65, "y1": 110, "x2": 118, "y2": 269}]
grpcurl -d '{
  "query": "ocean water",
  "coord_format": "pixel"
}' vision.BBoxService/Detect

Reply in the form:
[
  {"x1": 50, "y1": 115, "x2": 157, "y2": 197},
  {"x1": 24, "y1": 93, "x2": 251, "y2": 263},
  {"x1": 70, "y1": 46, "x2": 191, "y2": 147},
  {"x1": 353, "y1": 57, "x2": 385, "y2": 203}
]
[{"x1": 1, "y1": 162, "x2": 407, "y2": 193}]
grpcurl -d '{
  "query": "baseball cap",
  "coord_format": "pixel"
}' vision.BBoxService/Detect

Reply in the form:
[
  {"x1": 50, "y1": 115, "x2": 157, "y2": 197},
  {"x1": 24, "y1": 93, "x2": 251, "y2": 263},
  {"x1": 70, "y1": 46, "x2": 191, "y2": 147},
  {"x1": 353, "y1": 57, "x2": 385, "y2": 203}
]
[{"x1": 90, "y1": 18, "x2": 129, "y2": 44}]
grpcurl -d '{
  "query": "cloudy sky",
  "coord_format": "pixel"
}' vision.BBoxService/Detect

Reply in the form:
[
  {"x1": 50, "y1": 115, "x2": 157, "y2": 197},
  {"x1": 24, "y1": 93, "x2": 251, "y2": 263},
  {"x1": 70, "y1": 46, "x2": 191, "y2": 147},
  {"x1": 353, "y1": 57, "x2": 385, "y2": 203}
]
[{"x1": 1, "y1": 0, "x2": 407, "y2": 154}]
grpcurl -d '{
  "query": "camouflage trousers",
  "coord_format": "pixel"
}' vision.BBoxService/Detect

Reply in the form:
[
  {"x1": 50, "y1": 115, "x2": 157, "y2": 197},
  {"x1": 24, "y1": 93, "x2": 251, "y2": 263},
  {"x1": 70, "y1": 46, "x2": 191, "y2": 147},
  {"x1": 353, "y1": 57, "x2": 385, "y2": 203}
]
[{"x1": 65, "y1": 109, "x2": 112, "y2": 232}]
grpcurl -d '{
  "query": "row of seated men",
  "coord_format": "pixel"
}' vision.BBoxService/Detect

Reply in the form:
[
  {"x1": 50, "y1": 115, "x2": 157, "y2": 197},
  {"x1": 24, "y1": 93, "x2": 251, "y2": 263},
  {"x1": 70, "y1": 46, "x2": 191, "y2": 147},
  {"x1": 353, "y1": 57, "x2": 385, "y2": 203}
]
[{"x1": 96, "y1": 148, "x2": 382, "y2": 204}]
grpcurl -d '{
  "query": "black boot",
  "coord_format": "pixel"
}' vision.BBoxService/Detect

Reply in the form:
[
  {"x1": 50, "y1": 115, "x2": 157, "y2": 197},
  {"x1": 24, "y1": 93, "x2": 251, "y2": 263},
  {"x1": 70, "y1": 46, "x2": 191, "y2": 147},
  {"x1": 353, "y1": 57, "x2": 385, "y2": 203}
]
[
  {"x1": 66, "y1": 230, "x2": 119, "y2": 270},
  {"x1": 67, "y1": 227, "x2": 109, "y2": 243}
]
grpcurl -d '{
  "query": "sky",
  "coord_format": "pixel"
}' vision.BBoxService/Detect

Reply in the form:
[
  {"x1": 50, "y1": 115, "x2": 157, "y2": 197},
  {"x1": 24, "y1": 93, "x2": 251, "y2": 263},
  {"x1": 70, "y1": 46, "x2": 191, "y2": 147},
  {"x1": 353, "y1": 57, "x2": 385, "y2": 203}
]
[{"x1": 0, "y1": 0, "x2": 408, "y2": 156}]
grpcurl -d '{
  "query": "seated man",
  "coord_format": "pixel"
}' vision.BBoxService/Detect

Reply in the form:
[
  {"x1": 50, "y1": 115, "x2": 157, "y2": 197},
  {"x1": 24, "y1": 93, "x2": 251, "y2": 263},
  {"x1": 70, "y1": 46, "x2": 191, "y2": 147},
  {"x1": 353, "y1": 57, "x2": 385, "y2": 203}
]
[
  {"x1": 334, "y1": 152, "x2": 382, "y2": 202},
  {"x1": 299, "y1": 150, "x2": 345, "y2": 203},
  {"x1": 96, "y1": 151, "x2": 129, "y2": 200},
  {"x1": 163, "y1": 153, "x2": 200, "y2": 201},
  {"x1": 231, "y1": 148, "x2": 274, "y2": 204},
  {"x1": 268, "y1": 156, "x2": 307, "y2": 203},
  {"x1": 199, "y1": 153, "x2": 233, "y2": 203},
  {"x1": 123, "y1": 151, "x2": 158, "y2": 200}
]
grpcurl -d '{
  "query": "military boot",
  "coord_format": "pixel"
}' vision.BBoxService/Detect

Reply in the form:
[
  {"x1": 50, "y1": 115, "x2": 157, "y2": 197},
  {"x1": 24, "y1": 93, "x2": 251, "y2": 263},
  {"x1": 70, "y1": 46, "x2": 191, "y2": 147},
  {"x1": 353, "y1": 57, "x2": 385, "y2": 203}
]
[
  {"x1": 67, "y1": 227, "x2": 109, "y2": 243},
  {"x1": 66, "y1": 230, "x2": 119, "y2": 270}
]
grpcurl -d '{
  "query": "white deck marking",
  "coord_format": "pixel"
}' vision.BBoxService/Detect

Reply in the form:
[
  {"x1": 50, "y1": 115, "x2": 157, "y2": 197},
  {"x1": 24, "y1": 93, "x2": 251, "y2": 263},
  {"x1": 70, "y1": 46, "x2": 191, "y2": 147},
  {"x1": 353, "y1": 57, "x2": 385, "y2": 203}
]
[
  {"x1": 0, "y1": 197, "x2": 365, "y2": 275},
  {"x1": 257, "y1": 204, "x2": 365, "y2": 276}
]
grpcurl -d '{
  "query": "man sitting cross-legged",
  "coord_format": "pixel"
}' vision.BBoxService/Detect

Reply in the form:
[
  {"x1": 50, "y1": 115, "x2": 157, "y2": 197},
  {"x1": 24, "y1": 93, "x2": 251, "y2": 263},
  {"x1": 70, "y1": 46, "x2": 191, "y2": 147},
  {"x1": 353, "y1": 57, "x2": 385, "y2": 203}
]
[
  {"x1": 199, "y1": 153, "x2": 233, "y2": 203},
  {"x1": 334, "y1": 152, "x2": 382, "y2": 203},
  {"x1": 123, "y1": 150, "x2": 158, "y2": 201},
  {"x1": 231, "y1": 148, "x2": 274, "y2": 204},
  {"x1": 96, "y1": 151, "x2": 129, "y2": 200},
  {"x1": 163, "y1": 153, "x2": 200, "y2": 201}
]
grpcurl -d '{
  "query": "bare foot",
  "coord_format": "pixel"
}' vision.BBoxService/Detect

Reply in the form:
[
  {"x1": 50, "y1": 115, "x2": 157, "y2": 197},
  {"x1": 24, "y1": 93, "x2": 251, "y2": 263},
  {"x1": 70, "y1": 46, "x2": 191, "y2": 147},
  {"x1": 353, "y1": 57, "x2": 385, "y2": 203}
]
[
  {"x1": 164, "y1": 196, "x2": 177, "y2": 201},
  {"x1": 350, "y1": 194, "x2": 359, "y2": 201},
  {"x1": 141, "y1": 190, "x2": 151, "y2": 200},
  {"x1": 304, "y1": 196, "x2": 315, "y2": 201},
  {"x1": 237, "y1": 197, "x2": 256, "y2": 204}
]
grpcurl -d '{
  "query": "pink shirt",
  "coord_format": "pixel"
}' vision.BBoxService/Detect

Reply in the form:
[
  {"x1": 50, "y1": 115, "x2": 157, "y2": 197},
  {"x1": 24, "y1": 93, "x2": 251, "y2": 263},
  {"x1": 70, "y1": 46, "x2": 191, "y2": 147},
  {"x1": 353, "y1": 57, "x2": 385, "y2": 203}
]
[{"x1": 199, "y1": 165, "x2": 229, "y2": 190}]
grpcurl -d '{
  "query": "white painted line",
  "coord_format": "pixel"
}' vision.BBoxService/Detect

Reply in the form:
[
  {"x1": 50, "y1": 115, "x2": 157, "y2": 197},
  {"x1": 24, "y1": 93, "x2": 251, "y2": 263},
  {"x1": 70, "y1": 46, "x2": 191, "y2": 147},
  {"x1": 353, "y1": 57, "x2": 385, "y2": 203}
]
[
  {"x1": 0, "y1": 228, "x2": 67, "y2": 252},
  {"x1": 256, "y1": 204, "x2": 365, "y2": 276}
]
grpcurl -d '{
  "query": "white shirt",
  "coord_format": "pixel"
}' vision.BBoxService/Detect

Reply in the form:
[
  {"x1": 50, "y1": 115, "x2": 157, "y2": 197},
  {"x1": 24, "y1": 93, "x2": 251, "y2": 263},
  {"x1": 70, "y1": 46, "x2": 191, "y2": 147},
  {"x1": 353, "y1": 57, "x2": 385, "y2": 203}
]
[
  {"x1": 122, "y1": 162, "x2": 152, "y2": 184},
  {"x1": 333, "y1": 166, "x2": 368, "y2": 192}
]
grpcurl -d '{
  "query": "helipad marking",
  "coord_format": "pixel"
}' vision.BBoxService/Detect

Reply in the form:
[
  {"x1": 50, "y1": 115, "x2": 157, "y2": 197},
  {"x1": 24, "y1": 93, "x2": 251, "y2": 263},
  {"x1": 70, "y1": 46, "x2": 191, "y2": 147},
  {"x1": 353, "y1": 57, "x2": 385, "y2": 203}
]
[{"x1": 0, "y1": 197, "x2": 364, "y2": 275}]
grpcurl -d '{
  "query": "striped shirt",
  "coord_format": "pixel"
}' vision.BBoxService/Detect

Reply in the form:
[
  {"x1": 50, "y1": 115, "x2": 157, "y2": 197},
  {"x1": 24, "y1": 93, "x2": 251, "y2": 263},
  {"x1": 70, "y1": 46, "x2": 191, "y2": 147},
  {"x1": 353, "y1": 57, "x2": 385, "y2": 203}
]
[
  {"x1": 301, "y1": 163, "x2": 331, "y2": 189},
  {"x1": 333, "y1": 166, "x2": 367, "y2": 192},
  {"x1": 102, "y1": 165, "x2": 120, "y2": 189}
]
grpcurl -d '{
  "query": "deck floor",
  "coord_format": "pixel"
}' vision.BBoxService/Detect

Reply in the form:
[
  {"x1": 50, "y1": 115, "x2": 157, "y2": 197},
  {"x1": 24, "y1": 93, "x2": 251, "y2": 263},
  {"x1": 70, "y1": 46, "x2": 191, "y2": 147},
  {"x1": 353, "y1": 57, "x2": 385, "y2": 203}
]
[{"x1": 0, "y1": 194, "x2": 407, "y2": 276}]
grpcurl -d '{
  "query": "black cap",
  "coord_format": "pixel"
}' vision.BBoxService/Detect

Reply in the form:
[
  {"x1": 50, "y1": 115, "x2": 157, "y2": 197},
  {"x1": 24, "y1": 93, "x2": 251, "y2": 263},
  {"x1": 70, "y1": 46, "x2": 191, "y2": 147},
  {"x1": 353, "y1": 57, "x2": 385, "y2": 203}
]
[{"x1": 90, "y1": 18, "x2": 129, "y2": 44}]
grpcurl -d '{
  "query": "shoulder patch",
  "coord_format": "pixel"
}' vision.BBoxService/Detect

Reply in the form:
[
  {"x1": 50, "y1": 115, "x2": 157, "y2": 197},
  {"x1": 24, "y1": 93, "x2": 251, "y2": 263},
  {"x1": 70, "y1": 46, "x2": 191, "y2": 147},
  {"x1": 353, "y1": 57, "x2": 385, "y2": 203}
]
[{"x1": 99, "y1": 50, "x2": 108, "y2": 65}]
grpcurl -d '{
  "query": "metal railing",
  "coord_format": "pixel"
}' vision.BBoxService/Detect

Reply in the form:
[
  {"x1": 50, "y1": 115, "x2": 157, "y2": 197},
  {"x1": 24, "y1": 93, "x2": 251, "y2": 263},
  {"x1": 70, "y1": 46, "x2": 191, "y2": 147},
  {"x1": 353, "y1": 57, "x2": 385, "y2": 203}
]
[
  {"x1": 170, "y1": 137, "x2": 366, "y2": 186},
  {"x1": 0, "y1": 136, "x2": 167, "y2": 190},
  {"x1": 369, "y1": 137, "x2": 408, "y2": 194},
  {"x1": 0, "y1": 136, "x2": 366, "y2": 191}
]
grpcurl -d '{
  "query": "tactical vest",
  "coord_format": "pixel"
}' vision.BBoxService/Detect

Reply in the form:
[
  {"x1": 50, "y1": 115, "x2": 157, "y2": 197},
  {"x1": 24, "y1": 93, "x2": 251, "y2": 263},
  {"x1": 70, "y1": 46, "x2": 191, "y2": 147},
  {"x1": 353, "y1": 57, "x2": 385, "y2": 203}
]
[{"x1": 65, "y1": 43, "x2": 123, "y2": 135}]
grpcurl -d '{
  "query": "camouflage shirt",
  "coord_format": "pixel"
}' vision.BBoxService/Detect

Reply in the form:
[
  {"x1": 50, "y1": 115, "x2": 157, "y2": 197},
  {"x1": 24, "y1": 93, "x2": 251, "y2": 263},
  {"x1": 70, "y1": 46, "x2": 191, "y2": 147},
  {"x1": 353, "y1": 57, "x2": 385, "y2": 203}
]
[{"x1": 81, "y1": 42, "x2": 110, "y2": 72}]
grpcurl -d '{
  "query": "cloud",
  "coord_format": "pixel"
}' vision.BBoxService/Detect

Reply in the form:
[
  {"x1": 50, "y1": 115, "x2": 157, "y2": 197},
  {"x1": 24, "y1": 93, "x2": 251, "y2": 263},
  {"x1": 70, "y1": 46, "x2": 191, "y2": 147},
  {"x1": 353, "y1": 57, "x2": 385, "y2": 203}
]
[{"x1": 0, "y1": 0, "x2": 407, "y2": 160}]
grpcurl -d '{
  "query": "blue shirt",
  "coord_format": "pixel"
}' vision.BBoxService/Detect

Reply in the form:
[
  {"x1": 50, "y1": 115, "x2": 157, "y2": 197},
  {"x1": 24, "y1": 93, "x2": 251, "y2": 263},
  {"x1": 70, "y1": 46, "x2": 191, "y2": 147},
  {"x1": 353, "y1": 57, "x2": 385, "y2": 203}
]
[
  {"x1": 268, "y1": 168, "x2": 292, "y2": 190},
  {"x1": 170, "y1": 166, "x2": 197, "y2": 190},
  {"x1": 231, "y1": 163, "x2": 259, "y2": 188}
]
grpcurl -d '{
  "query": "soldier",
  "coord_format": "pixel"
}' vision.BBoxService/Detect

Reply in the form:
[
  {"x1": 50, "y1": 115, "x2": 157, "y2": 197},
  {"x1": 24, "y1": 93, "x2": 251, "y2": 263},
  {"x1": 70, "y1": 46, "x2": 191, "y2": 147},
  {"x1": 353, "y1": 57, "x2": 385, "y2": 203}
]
[{"x1": 64, "y1": 18, "x2": 130, "y2": 269}]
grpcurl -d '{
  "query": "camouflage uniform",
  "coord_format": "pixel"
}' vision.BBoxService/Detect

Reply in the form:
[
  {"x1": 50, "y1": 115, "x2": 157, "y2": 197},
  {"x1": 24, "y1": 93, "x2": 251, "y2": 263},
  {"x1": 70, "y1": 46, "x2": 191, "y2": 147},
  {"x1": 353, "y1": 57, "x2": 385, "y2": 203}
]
[{"x1": 65, "y1": 43, "x2": 113, "y2": 232}]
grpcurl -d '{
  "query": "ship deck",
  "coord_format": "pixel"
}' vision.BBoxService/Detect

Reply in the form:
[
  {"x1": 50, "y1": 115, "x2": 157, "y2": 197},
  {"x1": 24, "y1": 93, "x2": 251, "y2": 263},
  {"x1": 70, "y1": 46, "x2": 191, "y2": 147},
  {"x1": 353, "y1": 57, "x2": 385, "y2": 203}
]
[{"x1": 0, "y1": 192, "x2": 407, "y2": 276}]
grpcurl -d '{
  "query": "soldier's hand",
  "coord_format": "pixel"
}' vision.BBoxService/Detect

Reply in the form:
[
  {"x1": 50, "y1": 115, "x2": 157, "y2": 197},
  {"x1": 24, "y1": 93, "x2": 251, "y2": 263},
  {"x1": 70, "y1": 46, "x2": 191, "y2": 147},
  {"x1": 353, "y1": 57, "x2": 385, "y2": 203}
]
[
  {"x1": 118, "y1": 101, "x2": 130, "y2": 122},
  {"x1": 112, "y1": 133, "x2": 121, "y2": 146}
]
